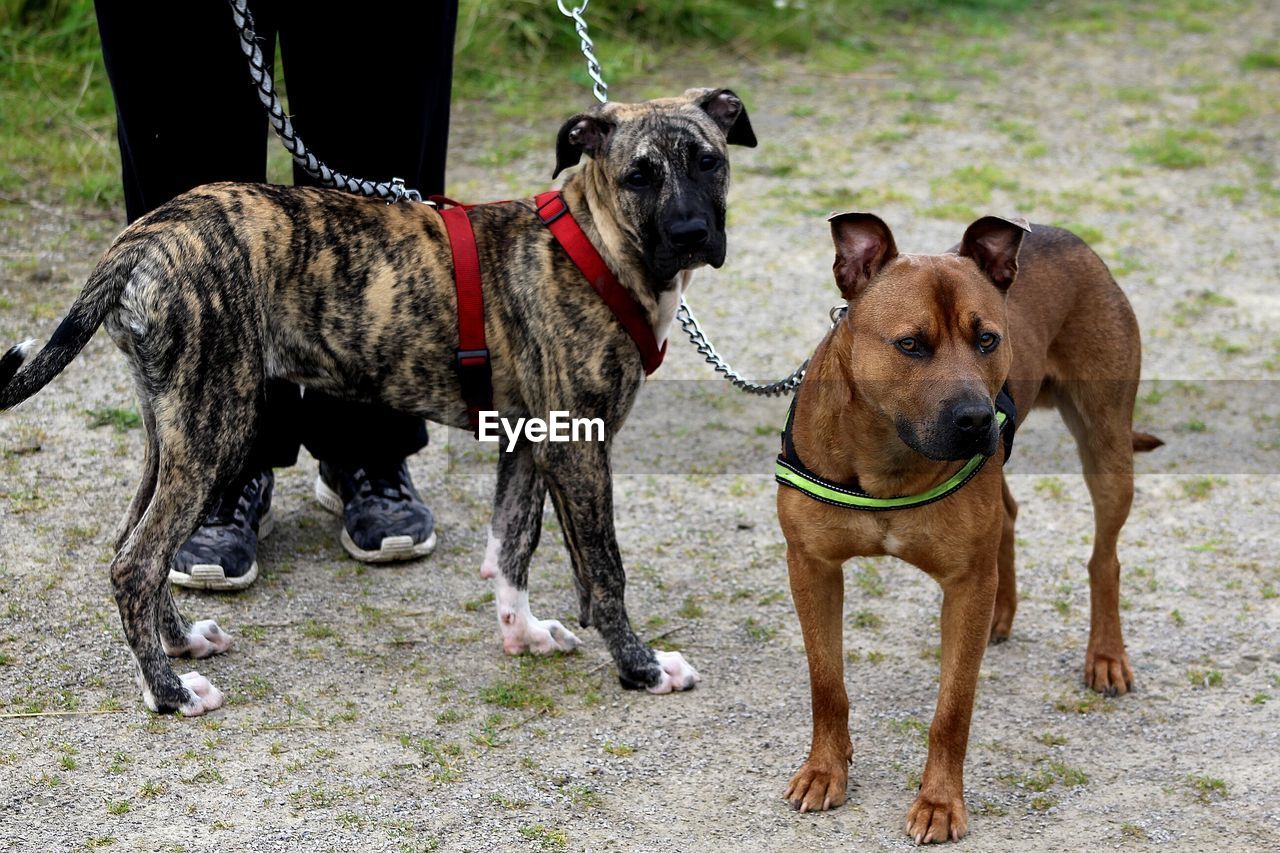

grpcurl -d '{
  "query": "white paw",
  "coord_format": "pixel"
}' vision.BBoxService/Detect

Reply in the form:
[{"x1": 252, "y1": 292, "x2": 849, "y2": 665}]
[
  {"x1": 647, "y1": 651, "x2": 700, "y2": 694},
  {"x1": 177, "y1": 672, "x2": 225, "y2": 716},
  {"x1": 164, "y1": 619, "x2": 233, "y2": 659},
  {"x1": 493, "y1": 573, "x2": 580, "y2": 655},
  {"x1": 502, "y1": 614, "x2": 581, "y2": 655}
]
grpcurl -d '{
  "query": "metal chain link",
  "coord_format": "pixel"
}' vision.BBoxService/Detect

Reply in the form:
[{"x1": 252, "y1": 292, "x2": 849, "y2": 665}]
[
  {"x1": 227, "y1": 0, "x2": 421, "y2": 203},
  {"x1": 674, "y1": 301, "x2": 809, "y2": 396},
  {"x1": 556, "y1": 0, "x2": 608, "y2": 104}
]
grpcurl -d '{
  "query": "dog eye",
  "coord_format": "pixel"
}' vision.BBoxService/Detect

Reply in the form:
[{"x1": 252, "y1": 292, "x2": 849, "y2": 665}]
[
  {"x1": 978, "y1": 332, "x2": 1001, "y2": 353},
  {"x1": 896, "y1": 337, "x2": 922, "y2": 356},
  {"x1": 624, "y1": 170, "x2": 652, "y2": 189},
  {"x1": 698, "y1": 153, "x2": 721, "y2": 172}
]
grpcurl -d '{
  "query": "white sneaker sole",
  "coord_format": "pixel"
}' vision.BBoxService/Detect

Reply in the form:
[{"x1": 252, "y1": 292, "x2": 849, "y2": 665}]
[
  {"x1": 314, "y1": 475, "x2": 437, "y2": 564},
  {"x1": 168, "y1": 511, "x2": 274, "y2": 591}
]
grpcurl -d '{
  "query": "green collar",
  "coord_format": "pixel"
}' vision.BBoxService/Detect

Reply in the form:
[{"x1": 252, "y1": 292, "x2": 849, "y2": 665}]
[{"x1": 775, "y1": 388, "x2": 1016, "y2": 512}]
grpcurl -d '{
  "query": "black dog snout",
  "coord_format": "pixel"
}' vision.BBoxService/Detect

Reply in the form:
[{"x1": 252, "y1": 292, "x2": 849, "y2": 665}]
[
  {"x1": 669, "y1": 218, "x2": 710, "y2": 249},
  {"x1": 952, "y1": 402, "x2": 993, "y2": 434}
]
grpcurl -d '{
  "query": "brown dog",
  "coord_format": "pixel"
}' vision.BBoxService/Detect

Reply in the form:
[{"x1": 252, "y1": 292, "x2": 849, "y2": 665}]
[{"x1": 777, "y1": 213, "x2": 1161, "y2": 842}]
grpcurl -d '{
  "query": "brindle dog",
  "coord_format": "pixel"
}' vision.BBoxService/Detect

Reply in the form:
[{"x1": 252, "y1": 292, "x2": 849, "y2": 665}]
[
  {"x1": 778, "y1": 213, "x2": 1160, "y2": 842},
  {"x1": 0, "y1": 88, "x2": 756, "y2": 715}
]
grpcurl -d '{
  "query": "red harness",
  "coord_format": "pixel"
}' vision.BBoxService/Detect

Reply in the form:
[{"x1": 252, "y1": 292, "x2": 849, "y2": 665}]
[{"x1": 435, "y1": 191, "x2": 667, "y2": 430}]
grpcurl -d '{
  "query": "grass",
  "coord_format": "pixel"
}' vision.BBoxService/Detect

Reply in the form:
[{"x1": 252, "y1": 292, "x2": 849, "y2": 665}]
[
  {"x1": 1186, "y1": 774, "x2": 1227, "y2": 803},
  {"x1": 0, "y1": 0, "x2": 1054, "y2": 209},
  {"x1": 517, "y1": 825, "x2": 568, "y2": 852},
  {"x1": 85, "y1": 407, "x2": 140, "y2": 432},
  {"x1": 1128, "y1": 129, "x2": 1219, "y2": 169},
  {"x1": 480, "y1": 679, "x2": 555, "y2": 712},
  {"x1": 1240, "y1": 46, "x2": 1280, "y2": 71},
  {"x1": 1180, "y1": 476, "x2": 1223, "y2": 500}
]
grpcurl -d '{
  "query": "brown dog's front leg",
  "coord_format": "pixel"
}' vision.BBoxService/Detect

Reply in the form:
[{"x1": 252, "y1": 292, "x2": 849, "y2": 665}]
[
  {"x1": 907, "y1": 564, "x2": 997, "y2": 844},
  {"x1": 784, "y1": 545, "x2": 851, "y2": 813}
]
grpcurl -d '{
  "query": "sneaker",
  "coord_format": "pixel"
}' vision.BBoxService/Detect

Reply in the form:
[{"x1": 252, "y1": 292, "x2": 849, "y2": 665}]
[
  {"x1": 314, "y1": 460, "x2": 436, "y2": 563},
  {"x1": 169, "y1": 470, "x2": 274, "y2": 591}
]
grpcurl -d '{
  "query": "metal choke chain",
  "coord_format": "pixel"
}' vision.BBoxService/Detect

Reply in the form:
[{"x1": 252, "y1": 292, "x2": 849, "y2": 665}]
[
  {"x1": 227, "y1": 0, "x2": 420, "y2": 203},
  {"x1": 674, "y1": 302, "x2": 809, "y2": 396},
  {"x1": 557, "y1": 0, "x2": 608, "y2": 104}
]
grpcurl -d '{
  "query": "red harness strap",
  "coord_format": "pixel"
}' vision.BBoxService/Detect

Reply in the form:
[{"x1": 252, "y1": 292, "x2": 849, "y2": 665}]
[
  {"x1": 534, "y1": 191, "x2": 667, "y2": 375},
  {"x1": 435, "y1": 191, "x2": 666, "y2": 431},
  {"x1": 437, "y1": 204, "x2": 491, "y2": 430}
]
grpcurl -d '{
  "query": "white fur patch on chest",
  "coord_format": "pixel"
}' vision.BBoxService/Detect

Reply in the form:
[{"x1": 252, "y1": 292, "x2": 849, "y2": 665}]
[{"x1": 655, "y1": 270, "x2": 695, "y2": 347}]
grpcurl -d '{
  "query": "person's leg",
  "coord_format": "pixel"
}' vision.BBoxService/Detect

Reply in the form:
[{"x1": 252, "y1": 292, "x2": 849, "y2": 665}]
[
  {"x1": 94, "y1": 0, "x2": 275, "y2": 222},
  {"x1": 95, "y1": 0, "x2": 299, "y2": 588},
  {"x1": 278, "y1": 1, "x2": 458, "y2": 562}
]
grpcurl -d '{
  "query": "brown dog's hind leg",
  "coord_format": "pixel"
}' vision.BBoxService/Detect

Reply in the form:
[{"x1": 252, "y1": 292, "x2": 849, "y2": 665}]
[
  {"x1": 783, "y1": 546, "x2": 851, "y2": 813},
  {"x1": 989, "y1": 476, "x2": 1018, "y2": 644},
  {"x1": 1058, "y1": 387, "x2": 1137, "y2": 696},
  {"x1": 907, "y1": 563, "x2": 997, "y2": 844}
]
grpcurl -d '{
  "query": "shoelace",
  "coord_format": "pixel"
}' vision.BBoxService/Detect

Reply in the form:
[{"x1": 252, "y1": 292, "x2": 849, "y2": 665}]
[
  {"x1": 205, "y1": 475, "x2": 261, "y2": 526},
  {"x1": 352, "y1": 464, "x2": 410, "y2": 502}
]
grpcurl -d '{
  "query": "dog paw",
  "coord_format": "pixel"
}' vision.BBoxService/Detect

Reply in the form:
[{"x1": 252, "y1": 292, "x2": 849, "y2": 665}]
[
  {"x1": 1084, "y1": 648, "x2": 1133, "y2": 697},
  {"x1": 646, "y1": 651, "x2": 700, "y2": 694},
  {"x1": 905, "y1": 791, "x2": 968, "y2": 844},
  {"x1": 501, "y1": 615, "x2": 581, "y2": 655},
  {"x1": 176, "y1": 672, "x2": 225, "y2": 717},
  {"x1": 494, "y1": 574, "x2": 580, "y2": 655},
  {"x1": 784, "y1": 758, "x2": 849, "y2": 813},
  {"x1": 164, "y1": 619, "x2": 233, "y2": 659}
]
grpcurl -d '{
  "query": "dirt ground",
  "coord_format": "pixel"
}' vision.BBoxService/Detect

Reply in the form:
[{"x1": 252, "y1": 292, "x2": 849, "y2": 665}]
[{"x1": 2, "y1": 3, "x2": 1278, "y2": 852}]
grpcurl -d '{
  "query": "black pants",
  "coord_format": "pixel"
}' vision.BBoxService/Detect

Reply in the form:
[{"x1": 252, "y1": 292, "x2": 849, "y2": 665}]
[{"x1": 94, "y1": 0, "x2": 457, "y2": 469}]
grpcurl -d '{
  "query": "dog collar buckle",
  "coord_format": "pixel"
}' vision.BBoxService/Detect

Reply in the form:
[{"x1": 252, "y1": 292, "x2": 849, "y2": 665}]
[{"x1": 455, "y1": 347, "x2": 493, "y2": 422}]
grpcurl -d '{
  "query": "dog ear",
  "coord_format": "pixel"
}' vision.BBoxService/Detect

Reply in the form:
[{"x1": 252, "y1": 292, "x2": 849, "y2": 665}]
[
  {"x1": 553, "y1": 114, "x2": 615, "y2": 178},
  {"x1": 958, "y1": 216, "x2": 1031, "y2": 291},
  {"x1": 687, "y1": 88, "x2": 757, "y2": 147},
  {"x1": 828, "y1": 212, "x2": 898, "y2": 300}
]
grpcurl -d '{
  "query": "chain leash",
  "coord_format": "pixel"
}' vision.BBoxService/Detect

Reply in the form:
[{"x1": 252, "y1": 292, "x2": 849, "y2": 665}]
[
  {"x1": 674, "y1": 301, "x2": 810, "y2": 396},
  {"x1": 227, "y1": 0, "x2": 420, "y2": 203},
  {"x1": 556, "y1": 0, "x2": 608, "y2": 104}
]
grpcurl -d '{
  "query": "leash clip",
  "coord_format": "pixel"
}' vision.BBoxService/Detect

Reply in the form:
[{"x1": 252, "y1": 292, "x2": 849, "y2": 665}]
[
  {"x1": 388, "y1": 177, "x2": 423, "y2": 205},
  {"x1": 829, "y1": 304, "x2": 848, "y2": 326}
]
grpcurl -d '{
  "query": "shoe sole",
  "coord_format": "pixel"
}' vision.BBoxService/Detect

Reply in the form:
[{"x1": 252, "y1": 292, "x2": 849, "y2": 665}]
[
  {"x1": 168, "y1": 510, "x2": 274, "y2": 592},
  {"x1": 314, "y1": 475, "x2": 437, "y2": 564}
]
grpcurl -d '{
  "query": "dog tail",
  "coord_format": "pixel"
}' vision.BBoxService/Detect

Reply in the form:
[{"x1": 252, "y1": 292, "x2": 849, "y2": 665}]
[
  {"x1": 1132, "y1": 431, "x2": 1164, "y2": 452},
  {"x1": 0, "y1": 242, "x2": 141, "y2": 411}
]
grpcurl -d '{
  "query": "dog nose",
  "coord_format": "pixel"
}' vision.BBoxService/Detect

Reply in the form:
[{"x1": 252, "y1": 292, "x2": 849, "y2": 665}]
[
  {"x1": 669, "y1": 218, "x2": 709, "y2": 249},
  {"x1": 952, "y1": 403, "x2": 993, "y2": 434}
]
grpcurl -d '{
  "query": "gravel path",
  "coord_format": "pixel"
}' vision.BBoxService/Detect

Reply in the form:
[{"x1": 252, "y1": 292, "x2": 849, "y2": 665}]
[{"x1": 2, "y1": 4, "x2": 1278, "y2": 851}]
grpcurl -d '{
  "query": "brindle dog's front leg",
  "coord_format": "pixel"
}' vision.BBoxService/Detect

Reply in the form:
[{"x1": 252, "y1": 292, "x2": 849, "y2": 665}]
[
  {"x1": 483, "y1": 438, "x2": 580, "y2": 654},
  {"x1": 537, "y1": 441, "x2": 699, "y2": 693},
  {"x1": 906, "y1": 562, "x2": 997, "y2": 844}
]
